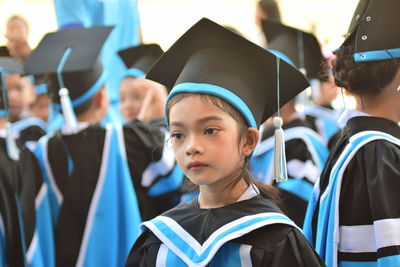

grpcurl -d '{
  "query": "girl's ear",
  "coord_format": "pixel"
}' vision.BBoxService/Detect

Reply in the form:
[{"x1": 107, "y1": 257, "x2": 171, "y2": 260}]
[{"x1": 241, "y1": 127, "x2": 259, "y2": 157}]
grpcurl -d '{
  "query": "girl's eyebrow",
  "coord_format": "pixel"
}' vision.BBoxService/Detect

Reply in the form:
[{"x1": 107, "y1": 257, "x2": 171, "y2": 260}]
[{"x1": 170, "y1": 116, "x2": 223, "y2": 128}]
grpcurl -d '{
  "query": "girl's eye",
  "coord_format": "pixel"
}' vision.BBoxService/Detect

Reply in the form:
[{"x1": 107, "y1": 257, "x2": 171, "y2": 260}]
[
  {"x1": 171, "y1": 133, "x2": 184, "y2": 140},
  {"x1": 204, "y1": 128, "x2": 218, "y2": 135}
]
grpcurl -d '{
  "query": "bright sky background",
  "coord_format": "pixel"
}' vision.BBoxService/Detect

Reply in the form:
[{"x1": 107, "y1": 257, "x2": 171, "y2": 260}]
[{"x1": 1, "y1": 0, "x2": 358, "y2": 52}]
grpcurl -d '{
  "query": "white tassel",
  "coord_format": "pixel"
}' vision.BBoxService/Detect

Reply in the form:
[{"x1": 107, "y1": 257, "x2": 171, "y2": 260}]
[
  {"x1": 59, "y1": 88, "x2": 77, "y2": 134},
  {"x1": 5, "y1": 122, "x2": 19, "y2": 161},
  {"x1": 272, "y1": 117, "x2": 287, "y2": 183}
]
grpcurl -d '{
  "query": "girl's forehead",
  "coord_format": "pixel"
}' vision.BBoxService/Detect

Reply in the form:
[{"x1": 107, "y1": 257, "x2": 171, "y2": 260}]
[{"x1": 169, "y1": 95, "x2": 230, "y2": 123}]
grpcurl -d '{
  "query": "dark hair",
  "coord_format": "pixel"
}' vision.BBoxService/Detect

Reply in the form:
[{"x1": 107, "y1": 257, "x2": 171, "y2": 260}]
[
  {"x1": 333, "y1": 46, "x2": 400, "y2": 96},
  {"x1": 167, "y1": 93, "x2": 284, "y2": 209},
  {"x1": 258, "y1": 0, "x2": 281, "y2": 22}
]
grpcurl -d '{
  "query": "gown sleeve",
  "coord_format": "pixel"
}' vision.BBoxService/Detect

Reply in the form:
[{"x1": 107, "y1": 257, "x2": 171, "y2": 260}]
[
  {"x1": 124, "y1": 231, "x2": 160, "y2": 267},
  {"x1": 364, "y1": 141, "x2": 400, "y2": 265},
  {"x1": 270, "y1": 228, "x2": 326, "y2": 267}
]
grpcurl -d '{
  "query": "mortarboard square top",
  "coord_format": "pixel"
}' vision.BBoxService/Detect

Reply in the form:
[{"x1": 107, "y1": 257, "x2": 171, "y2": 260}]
[
  {"x1": 146, "y1": 18, "x2": 309, "y2": 128},
  {"x1": 262, "y1": 19, "x2": 324, "y2": 80},
  {"x1": 341, "y1": 0, "x2": 400, "y2": 62},
  {"x1": 0, "y1": 57, "x2": 23, "y2": 75},
  {"x1": 24, "y1": 26, "x2": 113, "y2": 107},
  {"x1": 118, "y1": 44, "x2": 164, "y2": 78}
]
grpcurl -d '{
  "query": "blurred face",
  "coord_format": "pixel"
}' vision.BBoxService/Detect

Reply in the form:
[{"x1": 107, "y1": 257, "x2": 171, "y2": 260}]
[
  {"x1": 5, "y1": 74, "x2": 35, "y2": 121},
  {"x1": 169, "y1": 95, "x2": 245, "y2": 187},
  {"x1": 31, "y1": 94, "x2": 50, "y2": 122},
  {"x1": 120, "y1": 77, "x2": 148, "y2": 122},
  {"x1": 318, "y1": 75, "x2": 340, "y2": 106},
  {"x1": 6, "y1": 17, "x2": 29, "y2": 42}
]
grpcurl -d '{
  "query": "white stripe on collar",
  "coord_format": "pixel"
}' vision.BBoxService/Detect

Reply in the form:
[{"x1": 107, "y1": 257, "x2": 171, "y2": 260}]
[
  {"x1": 61, "y1": 122, "x2": 90, "y2": 135},
  {"x1": 338, "y1": 109, "x2": 371, "y2": 129},
  {"x1": 198, "y1": 184, "x2": 260, "y2": 206}
]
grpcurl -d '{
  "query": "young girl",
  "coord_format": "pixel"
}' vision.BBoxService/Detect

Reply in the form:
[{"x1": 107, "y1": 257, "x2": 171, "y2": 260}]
[
  {"x1": 303, "y1": 0, "x2": 400, "y2": 266},
  {"x1": 125, "y1": 18, "x2": 324, "y2": 267}
]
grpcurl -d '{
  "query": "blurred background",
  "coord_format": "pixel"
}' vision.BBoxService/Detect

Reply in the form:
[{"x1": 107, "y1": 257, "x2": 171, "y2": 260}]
[{"x1": 1, "y1": 0, "x2": 358, "y2": 51}]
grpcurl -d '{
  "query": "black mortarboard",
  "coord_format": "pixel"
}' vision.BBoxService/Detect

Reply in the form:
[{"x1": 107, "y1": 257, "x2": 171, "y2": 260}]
[
  {"x1": 0, "y1": 57, "x2": 23, "y2": 114},
  {"x1": 118, "y1": 44, "x2": 164, "y2": 78},
  {"x1": 146, "y1": 18, "x2": 309, "y2": 128},
  {"x1": 339, "y1": 0, "x2": 400, "y2": 62},
  {"x1": 24, "y1": 26, "x2": 113, "y2": 107},
  {"x1": 262, "y1": 19, "x2": 324, "y2": 80},
  {"x1": 0, "y1": 46, "x2": 11, "y2": 57}
]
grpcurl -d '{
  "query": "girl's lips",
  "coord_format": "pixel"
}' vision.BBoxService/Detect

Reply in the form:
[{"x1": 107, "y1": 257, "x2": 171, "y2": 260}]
[{"x1": 187, "y1": 161, "x2": 208, "y2": 170}]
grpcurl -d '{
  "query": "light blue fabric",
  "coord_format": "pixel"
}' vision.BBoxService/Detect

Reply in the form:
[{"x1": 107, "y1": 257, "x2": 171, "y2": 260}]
[
  {"x1": 148, "y1": 164, "x2": 184, "y2": 197},
  {"x1": 54, "y1": 0, "x2": 141, "y2": 105},
  {"x1": 277, "y1": 179, "x2": 314, "y2": 201},
  {"x1": 249, "y1": 148, "x2": 273, "y2": 183},
  {"x1": 123, "y1": 68, "x2": 146, "y2": 79},
  {"x1": 303, "y1": 106, "x2": 340, "y2": 142},
  {"x1": 34, "y1": 125, "x2": 142, "y2": 267},
  {"x1": 27, "y1": 187, "x2": 55, "y2": 267},
  {"x1": 209, "y1": 243, "x2": 243, "y2": 267},
  {"x1": 304, "y1": 131, "x2": 400, "y2": 267},
  {"x1": 12, "y1": 117, "x2": 47, "y2": 133},
  {"x1": 35, "y1": 84, "x2": 48, "y2": 96},
  {"x1": 147, "y1": 214, "x2": 292, "y2": 265},
  {"x1": 165, "y1": 83, "x2": 257, "y2": 128},
  {"x1": 353, "y1": 48, "x2": 400, "y2": 62},
  {"x1": 80, "y1": 125, "x2": 141, "y2": 267}
]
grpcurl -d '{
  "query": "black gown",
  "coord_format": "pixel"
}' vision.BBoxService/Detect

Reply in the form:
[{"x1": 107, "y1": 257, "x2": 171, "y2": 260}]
[
  {"x1": 251, "y1": 118, "x2": 328, "y2": 226},
  {"x1": 306, "y1": 116, "x2": 400, "y2": 266},
  {"x1": 125, "y1": 195, "x2": 325, "y2": 267},
  {"x1": 0, "y1": 137, "x2": 47, "y2": 266}
]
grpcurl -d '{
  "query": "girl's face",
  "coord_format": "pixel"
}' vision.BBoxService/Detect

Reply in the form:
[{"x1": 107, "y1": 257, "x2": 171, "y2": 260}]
[
  {"x1": 120, "y1": 77, "x2": 148, "y2": 122},
  {"x1": 6, "y1": 74, "x2": 35, "y2": 121},
  {"x1": 169, "y1": 94, "x2": 246, "y2": 188}
]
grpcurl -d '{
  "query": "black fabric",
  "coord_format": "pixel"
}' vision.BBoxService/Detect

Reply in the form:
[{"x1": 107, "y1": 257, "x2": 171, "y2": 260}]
[
  {"x1": 341, "y1": 0, "x2": 400, "y2": 54},
  {"x1": 0, "y1": 138, "x2": 43, "y2": 249},
  {"x1": 146, "y1": 18, "x2": 309, "y2": 127},
  {"x1": 262, "y1": 118, "x2": 317, "y2": 226},
  {"x1": 18, "y1": 125, "x2": 46, "y2": 144},
  {"x1": 312, "y1": 116, "x2": 400, "y2": 261},
  {"x1": 261, "y1": 20, "x2": 324, "y2": 80},
  {"x1": 23, "y1": 26, "x2": 113, "y2": 104},
  {"x1": 118, "y1": 44, "x2": 163, "y2": 73},
  {"x1": 48, "y1": 126, "x2": 105, "y2": 267},
  {"x1": 46, "y1": 121, "x2": 177, "y2": 265},
  {"x1": 125, "y1": 196, "x2": 325, "y2": 266}
]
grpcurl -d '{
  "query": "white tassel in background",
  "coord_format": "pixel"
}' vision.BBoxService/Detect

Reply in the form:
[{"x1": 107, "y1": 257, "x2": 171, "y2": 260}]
[
  {"x1": 272, "y1": 116, "x2": 287, "y2": 183},
  {"x1": 5, "y1": 122, "x2": 19, "y2": 161},
  {"x1": 59, "y1": 88, "x2": 78, "y2": 134}
]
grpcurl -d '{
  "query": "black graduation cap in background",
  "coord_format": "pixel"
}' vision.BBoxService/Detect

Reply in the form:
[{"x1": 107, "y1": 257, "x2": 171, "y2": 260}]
[
  {"x1": 118, "y1": 44, "x2": 164, "y2": 77},
  {"x1": 147, "y1": 18, "x2": 309, "y2": 128},
  {"x1": 0, "y1": 46, "x2": 11, "y2": 57},
  {"x1": 0, "y1": 57, "x2": 23, "y2": 112},
  {"x1": 340, "y1": 0, "x2": 400, "y2": 62},
  {"x1": 262, "y1": 19, "x2": 324, "y2": 80},
  {"x1": 24, "y1": 26, "x2": 113, "y2": 106}
]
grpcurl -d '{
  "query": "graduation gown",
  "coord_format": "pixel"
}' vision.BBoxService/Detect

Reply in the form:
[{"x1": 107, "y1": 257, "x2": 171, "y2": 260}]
[
  {"x1": 125, "y1": 195, "x2": 325, "y2": 267},
  {"x1": 303, "y1": 105, "x2": 340, "y2": 146},
  {"x1": 250, "y1": 118, "x2": 328, "y2": 226},
  {"x1": 303, "y1": 116, "x2": 400, "y2": 267},
  {"x1": 0, "y1": 136, "x2": 54, "y2": 267},
  {"x1": 0, "y1": 148, "x2": 25, "y2": 267},
  {"x1": 34, "y1": 121, "x2": 182, "y2": 267},
  {"x1": 12, "y1": 117, "x2": 47, "y2": 151}
]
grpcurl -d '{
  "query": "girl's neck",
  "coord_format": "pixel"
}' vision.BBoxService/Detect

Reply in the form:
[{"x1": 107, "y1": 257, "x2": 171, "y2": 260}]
[{"x1": 198, "y1": 178, "x2": 249, "y2": 209}]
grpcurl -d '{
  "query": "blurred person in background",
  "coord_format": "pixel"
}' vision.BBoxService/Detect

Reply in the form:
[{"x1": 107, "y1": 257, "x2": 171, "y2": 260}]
[{"x1": 5, "y1": 15, "x2": 32, "y2": 62}]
